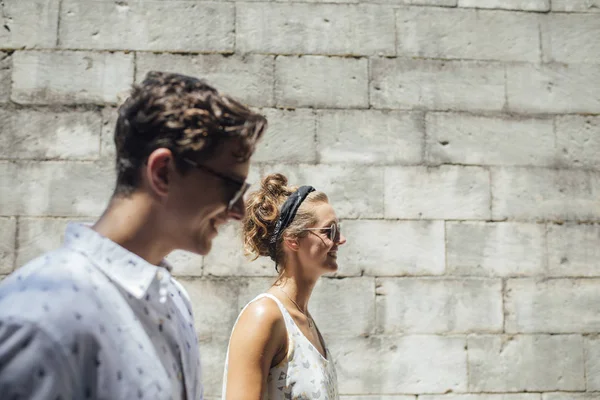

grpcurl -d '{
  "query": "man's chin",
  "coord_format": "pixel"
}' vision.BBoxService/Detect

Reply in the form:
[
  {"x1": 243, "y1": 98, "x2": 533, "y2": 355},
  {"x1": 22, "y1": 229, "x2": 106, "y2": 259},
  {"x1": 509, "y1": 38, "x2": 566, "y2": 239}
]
[
  {"x1": 196, "y1": 240, "x2": 212, "y2": 256},
  {"x1": 184, "y1": 236, "x2": 212, "y2": 257}
]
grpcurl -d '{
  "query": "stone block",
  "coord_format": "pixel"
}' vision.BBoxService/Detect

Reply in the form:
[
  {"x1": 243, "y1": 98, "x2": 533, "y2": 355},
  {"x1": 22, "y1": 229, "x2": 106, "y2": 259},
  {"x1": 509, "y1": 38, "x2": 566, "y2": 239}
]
[
  {"x1": 317, "y1": 110, "x2": 423, "y2": 165},
  {"x1": 0, "y1": 161, "x2": 114, "y2": 216},
  {"x1": 331, "y1": 335, "x2": 467, "y2": 393},
  {"x1": 0, "y1": 0, "x2": 59, "y2": 49},
  {"x1": 197, "y1": 336, "x2": 229, "y2": 397},
  {"x1": 253, "y1": 108, "x2": 316, "y2": 163},
  {"x1": 552, "y1": 0, "x2": 600, "y2": 12},
  {"x1": 178, "y1": 278, "x2": 241, "y2": 340},
  {"x1": 505, "y1": 278, "x2": 600, "y2": 333},
  {"x1": 542, "y1": 14, "x2": 600, "y2": 64},
  {"x1": 385, "y1": 166, "x2": 491, "y2": 220},
  {"x1": 371, "y1": 58, "x2": 506, "y2": 111},
  {"x1": 468, "y1": 334, "x2": 585, "y2": 391},
  {"x1": 12, "y1": 51, "x2": 134, "y2": 105},
  {"x1": 202, "y1": 220, "x2": 277, "y2": 277},
  {"x1": 237, "y1": 4, "x2": 394, "y2": 56},
  {"x1": 136, "y1": 53, "x2": 274, "y2": 107},
  {"x1": 261, "y1": 164, "x2": 384, "y2": 219},
  {"x1": 446, "y1": 222, "x2": 545, "y2": 277},
  {"x1": 378, "y1": 278, "x2": 502, "y2": 334},
  {"x1": 556, "y1": 115, "x2": 600, "y2": 170},
  {"x1": 491, "y1": 167, "x2": 600, "y2": 221},
  {"x1": 275, "y1": 56, "x2": 368, "y2": 108},
  {"x1": 397, "y1": 7, "x2": 540, "y2": 62},
  {"x1": 165, "y1": 250, "x2": 203, "y2": 277},
  {"x1": 543, "y1": 395, "x2": 600, "y2": 400},
  {"x1": 101, "y1": 106, "x2": 118, "y2": 159},
  {"x1": 16, "y1": 217, "x2": 89, "y2": 267},
  {"x1": 506, "y1": 63, "x2": 600, "y2": 114},
  {"x1": 338, "y1": 220, "x2": 445, "y2": 276},
  {"x1": 59, "y1": 0, "x2": 234, "y2": 52},
  {"x1": 426, "y1": 113, "x2": 555, "y2": 167},
  {"x1": 310, "y1": 277, "x2": 376, "y2": 337},
  {"x1": 422, "y1": 395, "x2": 541, "y2": 400},
  {"x1": 585, "y1": 336, "x2": 600, "y2": 391},
  {"x1": 0, "y1": 53, "x2": 10, "y2": 103},
  {"x1": 0, "y1": 109, "x2": 101, "y2": 160},
  {"x1": 458, "y1": 0, "x2": 549, "y2": 10},
  {"x1": 0, "y1": 218, "x2": 16, "y2": 275},
  {"x1": 547, "y1": 223, "x2": 600, "y2": 277}
]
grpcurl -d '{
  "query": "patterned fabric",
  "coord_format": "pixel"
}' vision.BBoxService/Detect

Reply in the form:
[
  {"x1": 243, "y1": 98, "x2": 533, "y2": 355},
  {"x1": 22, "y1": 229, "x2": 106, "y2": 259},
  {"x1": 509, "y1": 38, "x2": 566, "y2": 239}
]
[
  {"x1": 222, "y1": 293, "x2": 338, "y2": 400},
  {"x1": 0, "y1": 223, "x2": 203, "y2": 400}
]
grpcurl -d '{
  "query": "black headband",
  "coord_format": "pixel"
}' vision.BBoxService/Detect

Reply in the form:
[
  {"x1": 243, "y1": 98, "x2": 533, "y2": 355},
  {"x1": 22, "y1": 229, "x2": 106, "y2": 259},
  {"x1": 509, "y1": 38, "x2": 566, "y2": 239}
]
[{"x1": 268, "y1": 185, "x2": 315, "y2": 262}]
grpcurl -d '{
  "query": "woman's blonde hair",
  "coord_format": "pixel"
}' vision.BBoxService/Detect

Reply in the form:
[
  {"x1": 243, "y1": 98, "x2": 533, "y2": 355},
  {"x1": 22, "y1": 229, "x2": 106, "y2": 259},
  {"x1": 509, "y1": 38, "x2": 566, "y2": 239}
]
[{"x1": 243, "y1": 173, "x2": 328, "y2": 267}]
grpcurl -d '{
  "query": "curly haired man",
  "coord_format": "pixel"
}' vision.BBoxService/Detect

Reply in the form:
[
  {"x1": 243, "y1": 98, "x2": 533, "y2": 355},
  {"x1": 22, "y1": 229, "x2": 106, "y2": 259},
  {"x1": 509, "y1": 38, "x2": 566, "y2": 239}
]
[{"x1": 0, "y1": 72, "x2": 268, "y2": 400}]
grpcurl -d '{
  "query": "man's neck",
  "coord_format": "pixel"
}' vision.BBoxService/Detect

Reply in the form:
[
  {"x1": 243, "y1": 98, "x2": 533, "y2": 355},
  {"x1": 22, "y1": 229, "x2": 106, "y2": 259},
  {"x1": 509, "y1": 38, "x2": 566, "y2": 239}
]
[{"x1": 92, "y1": 193, "x2": 172, "y2": 266}]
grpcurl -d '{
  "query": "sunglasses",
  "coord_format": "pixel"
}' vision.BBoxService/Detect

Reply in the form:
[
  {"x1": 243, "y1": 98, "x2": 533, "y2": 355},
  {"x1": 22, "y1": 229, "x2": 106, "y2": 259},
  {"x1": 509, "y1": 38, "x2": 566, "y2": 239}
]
[
  {"x1": 302, "y1": 222, "x2": 342, "y2": 244},
  {"x1": 182, "y1": 157, "x2": 251, "y2": 212}
]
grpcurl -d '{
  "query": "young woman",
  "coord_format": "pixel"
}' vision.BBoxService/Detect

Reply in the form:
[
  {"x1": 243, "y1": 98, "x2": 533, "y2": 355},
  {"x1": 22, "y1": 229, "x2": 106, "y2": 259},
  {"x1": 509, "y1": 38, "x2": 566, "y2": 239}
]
[{"x1": 222, "y1": 173, "x2": 346, "y2": 399}]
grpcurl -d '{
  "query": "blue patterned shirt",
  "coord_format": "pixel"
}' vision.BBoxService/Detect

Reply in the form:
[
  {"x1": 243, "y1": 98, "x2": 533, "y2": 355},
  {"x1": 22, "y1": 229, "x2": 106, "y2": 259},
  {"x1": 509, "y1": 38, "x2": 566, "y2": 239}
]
[{"x1": 0, "y1": 223, "x2": 203, "y2": 399}]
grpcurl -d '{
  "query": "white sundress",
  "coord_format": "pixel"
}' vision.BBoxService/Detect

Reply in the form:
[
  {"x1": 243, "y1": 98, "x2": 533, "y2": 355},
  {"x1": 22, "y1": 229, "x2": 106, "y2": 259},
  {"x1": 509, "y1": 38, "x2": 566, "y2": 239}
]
[{"x1": 222, "y1": 293, "x2": 339, "y2": 400}]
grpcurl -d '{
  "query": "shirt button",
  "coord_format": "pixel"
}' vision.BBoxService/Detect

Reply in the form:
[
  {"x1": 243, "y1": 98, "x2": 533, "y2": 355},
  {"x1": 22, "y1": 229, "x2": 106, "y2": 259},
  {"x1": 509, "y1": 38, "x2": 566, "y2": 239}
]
[
  {"x1": 156, "y1": 271, "x2": 164, "y2": 281},
  {"x1": 177, "y1": 372, "x2": 182, "y2": 381}
]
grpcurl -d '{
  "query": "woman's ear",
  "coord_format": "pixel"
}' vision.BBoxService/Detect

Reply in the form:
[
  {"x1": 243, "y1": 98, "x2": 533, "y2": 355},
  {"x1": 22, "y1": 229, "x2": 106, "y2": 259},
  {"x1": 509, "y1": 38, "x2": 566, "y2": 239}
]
[{"x1": 283, "y1": 236, "x2": 300, "y2": 252}]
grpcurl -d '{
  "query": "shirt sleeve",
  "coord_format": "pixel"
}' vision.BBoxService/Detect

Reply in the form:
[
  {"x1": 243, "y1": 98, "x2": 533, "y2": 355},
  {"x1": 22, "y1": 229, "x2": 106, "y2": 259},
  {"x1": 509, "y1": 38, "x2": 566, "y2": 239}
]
[{"x1": 0, "y1": 318, "x2": 76, "y2": 400}]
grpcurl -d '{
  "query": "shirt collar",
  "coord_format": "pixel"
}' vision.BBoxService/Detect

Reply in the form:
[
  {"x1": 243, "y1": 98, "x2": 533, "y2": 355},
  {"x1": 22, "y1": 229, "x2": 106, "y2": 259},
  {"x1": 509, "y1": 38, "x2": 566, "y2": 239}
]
[{"x1": 63, "y1": 223, "x2": 172, "y2": 299}]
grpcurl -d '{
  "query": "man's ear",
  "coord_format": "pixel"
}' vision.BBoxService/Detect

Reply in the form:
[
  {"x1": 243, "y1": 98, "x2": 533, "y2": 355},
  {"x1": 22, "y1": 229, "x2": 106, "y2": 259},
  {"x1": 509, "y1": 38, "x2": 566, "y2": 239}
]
[
  {"x1": 145, "y1": 148, "x2": 174, "y2": 198},
  {"x1": 283, "y1": 236, "x2": 300, "y2": 252}
]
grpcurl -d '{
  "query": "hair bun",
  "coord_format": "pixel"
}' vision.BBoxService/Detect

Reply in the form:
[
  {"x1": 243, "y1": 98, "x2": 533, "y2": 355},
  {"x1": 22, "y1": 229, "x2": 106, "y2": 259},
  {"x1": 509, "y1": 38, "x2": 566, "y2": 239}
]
[
  {"x1": 261, "y1": 173, "x2": 291, "y2": 198},
  {"x1": 242, "y1": 173, "x2": 292, "y2": 260}
]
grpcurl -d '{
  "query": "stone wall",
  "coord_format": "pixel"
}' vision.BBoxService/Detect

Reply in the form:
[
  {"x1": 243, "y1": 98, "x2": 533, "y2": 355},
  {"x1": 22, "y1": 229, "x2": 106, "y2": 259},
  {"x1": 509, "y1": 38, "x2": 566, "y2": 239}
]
[{"x1": 1, "y1": 0, "x2": 599, "y2": 398}]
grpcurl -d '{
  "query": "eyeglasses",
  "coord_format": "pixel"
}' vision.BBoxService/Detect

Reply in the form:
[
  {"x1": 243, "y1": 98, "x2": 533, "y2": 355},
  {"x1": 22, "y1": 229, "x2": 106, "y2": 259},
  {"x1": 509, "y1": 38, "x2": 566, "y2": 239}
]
[
  {"x1": 302, "y1": 222, "x2": 341, "y2": 244},
  {"x1": 182, "y1": 157, "x2": 251, "y2": 212}
]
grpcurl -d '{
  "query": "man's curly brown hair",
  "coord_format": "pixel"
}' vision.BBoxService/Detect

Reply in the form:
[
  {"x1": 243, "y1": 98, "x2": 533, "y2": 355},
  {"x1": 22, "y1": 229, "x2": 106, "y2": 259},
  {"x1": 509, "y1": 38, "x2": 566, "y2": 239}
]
[{"x1": 113, "y1": 71, "x2": 267, "y2": 196}]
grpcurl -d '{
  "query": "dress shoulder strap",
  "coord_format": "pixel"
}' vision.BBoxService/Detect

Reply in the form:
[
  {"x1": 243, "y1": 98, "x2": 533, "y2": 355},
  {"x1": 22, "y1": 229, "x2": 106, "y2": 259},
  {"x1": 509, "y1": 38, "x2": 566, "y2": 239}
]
[
  {"x1": 253, "y1": 293, "x2": 296, "y2": 331},
  {"x1": 257, "y1": 293, "x2": 288, "y2": 315},
  {"x1": 231, "y1": 293, "x2": 294, "y2": 333}
]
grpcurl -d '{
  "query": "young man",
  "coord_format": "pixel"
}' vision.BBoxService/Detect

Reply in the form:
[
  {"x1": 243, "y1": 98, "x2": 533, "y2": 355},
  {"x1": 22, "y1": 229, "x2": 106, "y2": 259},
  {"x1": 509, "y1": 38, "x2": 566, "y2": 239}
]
[{"x1": 0, "y1": 72, "x2": 267, "y2": 399}]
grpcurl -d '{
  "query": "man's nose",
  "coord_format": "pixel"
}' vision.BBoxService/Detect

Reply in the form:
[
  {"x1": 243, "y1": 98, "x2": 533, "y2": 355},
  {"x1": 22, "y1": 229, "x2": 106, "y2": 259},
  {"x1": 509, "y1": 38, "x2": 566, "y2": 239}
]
[{"x1": 227, "y1": 197, "x2": 246, "y2": 221}]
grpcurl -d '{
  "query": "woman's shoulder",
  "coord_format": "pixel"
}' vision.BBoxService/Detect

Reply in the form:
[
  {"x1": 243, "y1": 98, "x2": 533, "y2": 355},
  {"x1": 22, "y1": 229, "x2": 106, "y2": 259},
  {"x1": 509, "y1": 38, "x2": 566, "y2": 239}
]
[
  {"x1": 234, "y1": 293, "x2": 287, "y2": 337},
  {"x1": 240, "y1": 294, "x2": 285, "y2": 325}
]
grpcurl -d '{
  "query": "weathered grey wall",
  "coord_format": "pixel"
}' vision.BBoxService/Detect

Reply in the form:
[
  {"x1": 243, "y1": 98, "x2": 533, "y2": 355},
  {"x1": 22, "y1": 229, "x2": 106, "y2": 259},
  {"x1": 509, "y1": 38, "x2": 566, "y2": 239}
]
[{"x1": 1, "y1": 0, "x2": 600, "y2": 399}]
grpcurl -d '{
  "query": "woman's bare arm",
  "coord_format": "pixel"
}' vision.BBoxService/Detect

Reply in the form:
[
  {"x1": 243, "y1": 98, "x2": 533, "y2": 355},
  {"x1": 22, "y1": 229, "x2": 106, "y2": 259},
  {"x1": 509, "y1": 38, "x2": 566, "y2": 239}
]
[{"x1": 225, "y1": 297, "x2": 287, "y2": 400}]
